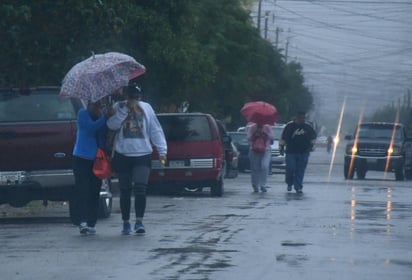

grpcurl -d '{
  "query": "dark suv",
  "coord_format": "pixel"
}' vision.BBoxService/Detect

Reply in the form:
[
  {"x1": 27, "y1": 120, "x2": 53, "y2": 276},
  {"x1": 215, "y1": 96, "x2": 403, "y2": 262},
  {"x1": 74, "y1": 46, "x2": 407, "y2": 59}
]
[
  {"x1": 344, "y1": 122, "x2": 412, "y2": 180},
  {"x1": 0, "y1": 87, "x2": 112, "y2": 219}
]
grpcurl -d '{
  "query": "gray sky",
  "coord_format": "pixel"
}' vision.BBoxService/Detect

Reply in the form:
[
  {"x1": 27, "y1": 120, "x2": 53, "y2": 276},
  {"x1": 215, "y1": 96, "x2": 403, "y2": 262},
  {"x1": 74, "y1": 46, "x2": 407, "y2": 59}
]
[{"x1": 253, "y1": 0, "x2": 412, "y2": 127}]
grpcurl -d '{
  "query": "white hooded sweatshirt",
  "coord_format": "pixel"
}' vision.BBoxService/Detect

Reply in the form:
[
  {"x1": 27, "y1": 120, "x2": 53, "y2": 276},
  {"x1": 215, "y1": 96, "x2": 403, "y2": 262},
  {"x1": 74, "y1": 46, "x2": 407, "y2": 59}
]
[{"x1": 106, "y1": 100, "x2": 167, "y2": 157}]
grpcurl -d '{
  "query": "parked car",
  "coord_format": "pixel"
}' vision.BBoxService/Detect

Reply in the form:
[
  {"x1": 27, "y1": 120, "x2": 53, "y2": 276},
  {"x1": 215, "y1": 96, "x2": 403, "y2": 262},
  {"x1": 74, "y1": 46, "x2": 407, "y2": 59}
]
[
  {"x1": 316, "y1": 135, "x2": 328, "y2": 147},
  {"x1": 228, "y1": 131, "x2": 250, "y2": 172},
  {"x1": 270, "y1": 124, "x2": 286, "y2": 172},
  {"x1": 215, "y1": 120, "x2": 239, "y2": 179},
  {"x1": 0, "y1": 87, "x2": 112, "y2": 222},
  {"x1": 149, "y1": 113, "x2": 225, "y2": 196},
  {"x1": 231, "y1": 125, "x2": 285, "y2": 173}
]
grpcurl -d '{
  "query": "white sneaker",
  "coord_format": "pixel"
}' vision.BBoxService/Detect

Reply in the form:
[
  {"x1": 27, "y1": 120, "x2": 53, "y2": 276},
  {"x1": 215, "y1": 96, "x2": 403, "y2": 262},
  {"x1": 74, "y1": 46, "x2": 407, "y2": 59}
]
[
  {"x1": 88, "y1": 227, "x2": 96, "y2": 235},
  {"x1": 79, "y1": 222, "x2": 88, "y2": 235}
]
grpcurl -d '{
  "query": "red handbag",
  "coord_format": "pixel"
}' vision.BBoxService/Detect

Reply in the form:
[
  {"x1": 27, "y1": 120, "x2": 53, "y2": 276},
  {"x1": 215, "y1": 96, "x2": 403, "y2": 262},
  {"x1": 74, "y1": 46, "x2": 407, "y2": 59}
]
[{"x1": 93, "y1": 148, "x2": 113, "y2": 179}]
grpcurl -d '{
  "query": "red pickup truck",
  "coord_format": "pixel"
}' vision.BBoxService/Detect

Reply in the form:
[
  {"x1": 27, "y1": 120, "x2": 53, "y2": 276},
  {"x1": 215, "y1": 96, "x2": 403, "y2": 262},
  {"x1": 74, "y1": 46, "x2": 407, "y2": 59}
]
[{"x1": 0, "y1": 87, "x2": 112, "y2": 221}]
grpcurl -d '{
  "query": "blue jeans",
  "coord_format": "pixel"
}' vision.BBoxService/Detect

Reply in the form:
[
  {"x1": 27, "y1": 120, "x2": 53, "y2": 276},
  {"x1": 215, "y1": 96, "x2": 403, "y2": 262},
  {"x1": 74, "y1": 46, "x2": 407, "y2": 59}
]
[
  {"x1": 249, "y1": 149, "x2": 271, "y2": 189},
  {"x1": 285, "y1": 152, "x2": 309, "y2": 190}
]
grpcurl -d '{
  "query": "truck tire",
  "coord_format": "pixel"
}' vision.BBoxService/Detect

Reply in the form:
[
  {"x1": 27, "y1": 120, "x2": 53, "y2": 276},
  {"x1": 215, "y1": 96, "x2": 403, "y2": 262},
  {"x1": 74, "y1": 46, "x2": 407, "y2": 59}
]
[
  {"x1": 344, "y1": 161, "x2": 354, "y2": 179},
  {"x1": 98, "y1": 196, "x2": 112, "y2": 218},
  {"x1": 395, "y1": 166, "x2": 404, "y2": 181},
  {"x1": 211, "y1": 177, "x2": 224, "y2": 197}
]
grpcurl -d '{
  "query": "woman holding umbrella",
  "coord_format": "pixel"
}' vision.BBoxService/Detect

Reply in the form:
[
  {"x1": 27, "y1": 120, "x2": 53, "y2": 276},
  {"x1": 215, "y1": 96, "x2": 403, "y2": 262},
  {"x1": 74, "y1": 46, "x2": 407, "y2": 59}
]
[
  {"x1": 59, "y1": 52, "x2": 147, "y2": 234},
  {"x1": 241, "y1": 101, "x2": 278, "y2": 193},
  {"x1": 247, "y1": 123, "x2": 274, "y2": 192},
  {"x1": 72, "y1": 99, "x2": 109, "y2": 235}
]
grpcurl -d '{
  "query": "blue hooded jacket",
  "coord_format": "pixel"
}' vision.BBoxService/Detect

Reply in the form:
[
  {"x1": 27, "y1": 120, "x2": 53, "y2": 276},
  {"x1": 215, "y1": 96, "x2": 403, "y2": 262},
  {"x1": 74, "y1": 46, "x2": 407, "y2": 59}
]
[{"x1": 73, "y1": 108, "x2": 107, "y2": 160}]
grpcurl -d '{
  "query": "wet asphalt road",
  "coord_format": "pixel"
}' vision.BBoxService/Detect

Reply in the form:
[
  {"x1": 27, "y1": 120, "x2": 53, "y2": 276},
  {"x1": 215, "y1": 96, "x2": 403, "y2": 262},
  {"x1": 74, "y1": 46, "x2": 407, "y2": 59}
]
[{"x1": 0, "y1": 145, "x2": 411, "y2": 280}]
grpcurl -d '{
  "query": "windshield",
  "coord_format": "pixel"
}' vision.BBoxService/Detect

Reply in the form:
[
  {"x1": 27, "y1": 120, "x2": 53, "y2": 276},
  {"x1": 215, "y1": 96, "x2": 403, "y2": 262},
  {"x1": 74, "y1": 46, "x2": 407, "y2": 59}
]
[
  {"x1": 228, "y1": 132, "x2": 248, "y2": 145},
  {"x1": 357, "y1": 124, "x2": 403, "y2": 140},
  {"x1": 272, "y1": 126, "x2": 284, "y2": 140},
  {"x1": 158, "y1": 115, "x2": 212, "y2": 141},
  {"x1": 0, "y1": 90, "x2": 78, "y2": 122}
]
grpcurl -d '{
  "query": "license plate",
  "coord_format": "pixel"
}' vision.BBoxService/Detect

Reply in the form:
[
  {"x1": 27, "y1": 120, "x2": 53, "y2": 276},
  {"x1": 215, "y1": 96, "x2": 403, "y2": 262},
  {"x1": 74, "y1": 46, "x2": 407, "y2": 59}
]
[
  {"x1": 0, "y1": 171, "x2": 25, "y2": 184},
  {"x1": 169, "y1": 160, "x2": 186, "y2": 168}
]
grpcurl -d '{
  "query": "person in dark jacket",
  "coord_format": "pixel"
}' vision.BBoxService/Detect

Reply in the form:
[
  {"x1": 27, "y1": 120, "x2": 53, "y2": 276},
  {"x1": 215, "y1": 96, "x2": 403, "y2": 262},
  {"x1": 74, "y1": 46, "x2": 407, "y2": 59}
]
[
  {"x1": 72, "y1": 99, "x2": 108, "y2": 235},
  {"x1": 279, "y1": 111, "x2": 316, "y2": 193}
]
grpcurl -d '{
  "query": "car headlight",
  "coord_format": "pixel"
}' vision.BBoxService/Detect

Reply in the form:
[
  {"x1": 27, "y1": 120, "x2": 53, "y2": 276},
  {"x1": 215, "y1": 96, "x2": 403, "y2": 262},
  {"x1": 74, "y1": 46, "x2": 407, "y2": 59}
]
[
  {"x1": 388, "y1": 146, "x2": 402, "y2": 155},
  {"x1": 346, "y1": 145, "x2": 357, "y2": 154}
]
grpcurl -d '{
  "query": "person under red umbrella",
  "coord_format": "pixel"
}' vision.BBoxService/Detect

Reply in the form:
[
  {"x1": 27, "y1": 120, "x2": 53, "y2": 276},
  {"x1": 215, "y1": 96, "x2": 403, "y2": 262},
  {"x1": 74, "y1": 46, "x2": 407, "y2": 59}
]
[{"x1": 247, "y1": 122, "x2": 274, "y2": 193}]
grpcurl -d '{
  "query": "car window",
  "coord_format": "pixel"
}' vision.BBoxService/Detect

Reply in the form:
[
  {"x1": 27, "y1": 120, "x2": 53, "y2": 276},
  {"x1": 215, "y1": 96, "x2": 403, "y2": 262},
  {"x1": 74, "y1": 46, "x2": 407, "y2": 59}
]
[
  {"x1": 229, "y1": 133, "x2": 248, "y2": 145},
  {"x1": 158, "y1": 115, "x2": 212, "y2": 141},
  {"x1": 0, "y1": 91, "x2": 77, "y2": 122},
  {"x1": 358, "y1": 125, "x2": 403, "y2": 140},
  {"x1": 272, "y1": 126, "x2": 284, "y2": 140}
]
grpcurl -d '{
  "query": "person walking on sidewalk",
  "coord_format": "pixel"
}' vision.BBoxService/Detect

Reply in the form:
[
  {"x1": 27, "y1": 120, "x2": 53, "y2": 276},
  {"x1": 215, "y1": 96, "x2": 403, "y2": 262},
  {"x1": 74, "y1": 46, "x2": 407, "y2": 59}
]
[
  {"x1": 279, "y1": 111, "x2": 316, "y2": 193},
  {"x1": 247, "y1": 123, "x2": 274, "y2": 193},
  {"x1": 107, "y1": 84, "x2": 167, "y2": 235},
  {"x1": 72, "y1": 99, "x2": 108, "y2": 235}
]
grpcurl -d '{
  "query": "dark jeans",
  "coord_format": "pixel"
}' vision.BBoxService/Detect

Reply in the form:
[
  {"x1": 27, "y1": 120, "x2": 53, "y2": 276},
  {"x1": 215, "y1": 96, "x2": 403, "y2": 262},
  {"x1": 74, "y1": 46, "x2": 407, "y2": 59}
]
[
  {"x1": 285, "y1": 152, "x2": 309, "y2": 190},
  {"x1": 112, "y1": 152, "x2": 151, "y2": 221},
  {"x1": 72, "y1": 156, "x2": 102, "y2": 227}
]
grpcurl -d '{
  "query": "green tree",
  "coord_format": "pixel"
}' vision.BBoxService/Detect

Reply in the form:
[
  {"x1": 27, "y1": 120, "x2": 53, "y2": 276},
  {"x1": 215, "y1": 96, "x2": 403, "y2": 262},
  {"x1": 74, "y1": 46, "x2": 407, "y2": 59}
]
[{"x1": 0, "y1": 0, "x2": 313, "y2": 129}]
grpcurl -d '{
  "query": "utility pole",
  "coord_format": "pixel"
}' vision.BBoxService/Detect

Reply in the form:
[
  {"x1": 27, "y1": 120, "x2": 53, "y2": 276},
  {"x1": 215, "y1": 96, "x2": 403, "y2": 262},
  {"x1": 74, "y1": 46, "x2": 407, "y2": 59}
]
[
  {"x1": 284, "y1": 28, "x2": 291, "y2": 63},
  {"x1": 275, "y1": 27, "x2": 281, "y2": 48},
  {"x1": 285, "y1": 40, "x2": 289, "y2": 64},
  {"x1": 264, "y1": 11, "x2": 269, "y2": 39},
  {"x1": 257, "y1": 0, "x2": 263, "y2": 35}
]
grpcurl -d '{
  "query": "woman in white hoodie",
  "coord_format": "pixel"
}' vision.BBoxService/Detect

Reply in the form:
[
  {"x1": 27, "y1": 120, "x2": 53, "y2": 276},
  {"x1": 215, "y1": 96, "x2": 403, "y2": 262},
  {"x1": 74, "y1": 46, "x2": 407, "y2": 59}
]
[{"x1": 107, "y1": 84, "x2": 167, "y2": 235}]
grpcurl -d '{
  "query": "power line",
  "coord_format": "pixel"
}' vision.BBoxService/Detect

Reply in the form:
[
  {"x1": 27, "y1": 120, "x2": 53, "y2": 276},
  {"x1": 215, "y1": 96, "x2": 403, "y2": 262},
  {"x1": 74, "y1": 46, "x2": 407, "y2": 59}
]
[
  {"x1": 276, "y1": 0, "x2": 412, "y2": 4},
  {"x1": 275, "y1": 3, "x2": 412, "y2": 44}
]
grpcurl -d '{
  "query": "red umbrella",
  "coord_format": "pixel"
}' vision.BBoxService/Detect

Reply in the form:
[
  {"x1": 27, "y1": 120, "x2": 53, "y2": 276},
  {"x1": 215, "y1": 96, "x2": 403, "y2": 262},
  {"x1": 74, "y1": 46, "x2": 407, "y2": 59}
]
[{"x1": 240, "y1": 101, "x2": 280, "y2": 125}]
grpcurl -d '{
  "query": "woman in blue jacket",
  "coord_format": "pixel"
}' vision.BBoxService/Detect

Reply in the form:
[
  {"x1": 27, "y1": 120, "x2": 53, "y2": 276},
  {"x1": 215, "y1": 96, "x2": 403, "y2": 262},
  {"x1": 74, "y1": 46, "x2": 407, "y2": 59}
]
[{"x1": 72, "y1": 99, "x2": 108, "y2": 235}]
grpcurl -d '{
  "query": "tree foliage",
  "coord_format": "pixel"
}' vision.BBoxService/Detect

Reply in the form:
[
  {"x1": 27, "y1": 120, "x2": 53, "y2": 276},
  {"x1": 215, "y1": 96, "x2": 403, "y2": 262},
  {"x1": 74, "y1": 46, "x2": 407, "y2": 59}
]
[
  {"x1": 0, "y1": 0, "x2": 313, "y2": 129},
  {"x1": 369, "y1": 105, "x2": 412, "y2": 135}
]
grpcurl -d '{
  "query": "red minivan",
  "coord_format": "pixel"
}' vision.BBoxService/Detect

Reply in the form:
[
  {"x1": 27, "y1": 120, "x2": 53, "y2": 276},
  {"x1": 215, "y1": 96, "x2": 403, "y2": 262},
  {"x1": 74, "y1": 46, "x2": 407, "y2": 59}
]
[
  {"x1": 150, "y1": 113, "x2": 225, "y2": 196},
  {"x1": 0, "y1": 87, "x2": 112, "y2": 220}
]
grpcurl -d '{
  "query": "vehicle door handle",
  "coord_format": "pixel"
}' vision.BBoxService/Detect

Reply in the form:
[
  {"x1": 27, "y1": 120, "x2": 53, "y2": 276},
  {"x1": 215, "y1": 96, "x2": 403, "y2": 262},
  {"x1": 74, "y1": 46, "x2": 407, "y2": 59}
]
[{"x1": 54, "y1": 152, "x2": 66, "y2": 158}]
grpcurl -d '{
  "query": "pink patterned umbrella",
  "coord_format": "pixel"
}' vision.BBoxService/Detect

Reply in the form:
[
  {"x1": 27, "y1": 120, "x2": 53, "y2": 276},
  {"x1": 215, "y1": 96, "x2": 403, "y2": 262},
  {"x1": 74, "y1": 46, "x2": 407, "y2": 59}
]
[{"x1": 59, "y1": 52, "x2": 145, "y2": 102}]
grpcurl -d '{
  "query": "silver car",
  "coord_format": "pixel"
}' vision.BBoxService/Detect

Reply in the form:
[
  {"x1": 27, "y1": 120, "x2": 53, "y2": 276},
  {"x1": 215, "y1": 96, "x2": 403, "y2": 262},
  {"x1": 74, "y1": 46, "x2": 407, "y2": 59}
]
[
  {"x1": 237, "y1": 124, "x2": 286, "y2": 174},
  {"x1": 270, "y1": 124, "x2": 286, "y2": 173}
]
